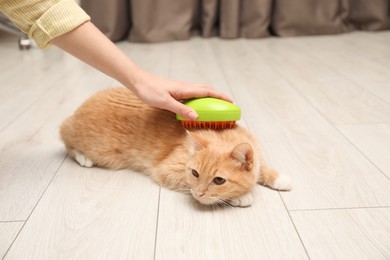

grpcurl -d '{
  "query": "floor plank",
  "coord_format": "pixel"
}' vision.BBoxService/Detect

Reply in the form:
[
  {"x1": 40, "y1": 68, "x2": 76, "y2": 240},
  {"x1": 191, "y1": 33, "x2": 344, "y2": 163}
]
[
  {"x1": 291, "y1": 33, "x2": 390, "y2": 106},
  {"x1": 245, "y1": 36, "x2": 390, "y2": 125},
  {"x1": 210, "y1": 39, "x2": 390, "y2": 210},
  {"x1": 0, "y1": 222, "x2": 24, "y2": 259},
  {"x1": 155, "y1": 188, "x2": 308, "y2": 259},
  {"x1": 291, "y1": 208, "x2": 390, "y2": 260},
  {"x1": 5, "y1": 161, "x2": 159, "y2": 259},
  {"x1": 346, "y1": 32, "x2": 390, "y2": 60},
  {"x1": 337, "y1": 123, "x2": 390, "y2": 179},
  {"x1": 0, "y1": 54, "x2": 113, "y2": 221},
  {"x1": 0, "y1": 48, "x2": 86, "y2": 132},
  {"x1": 116, "y1": 41, "x2": 171, "y2": 79},
  {"x1": 167, "y1": 39, "x2": 233, "y2": 94}
]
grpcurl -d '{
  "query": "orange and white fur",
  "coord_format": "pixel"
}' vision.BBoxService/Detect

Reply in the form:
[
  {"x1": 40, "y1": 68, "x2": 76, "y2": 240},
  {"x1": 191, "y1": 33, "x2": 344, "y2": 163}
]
[{"x1": 60, "y1": 88, "x2": 291, "y2": 207}]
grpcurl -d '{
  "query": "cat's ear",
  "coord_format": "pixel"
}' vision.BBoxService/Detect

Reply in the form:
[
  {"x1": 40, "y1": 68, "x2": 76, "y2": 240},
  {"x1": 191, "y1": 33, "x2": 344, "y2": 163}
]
[
  {"x1": 186, "y1": 130, "x2": 208, "y2": 153},
  {"x1": 230, "y1": 143, "x2": 253, "y2": 171}
]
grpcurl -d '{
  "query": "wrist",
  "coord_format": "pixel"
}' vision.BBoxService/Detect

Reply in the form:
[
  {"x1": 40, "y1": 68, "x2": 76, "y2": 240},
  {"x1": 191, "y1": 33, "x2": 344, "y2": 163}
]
[{"x1": 122, "y1": 64, "x2": 145, "y2": 93}]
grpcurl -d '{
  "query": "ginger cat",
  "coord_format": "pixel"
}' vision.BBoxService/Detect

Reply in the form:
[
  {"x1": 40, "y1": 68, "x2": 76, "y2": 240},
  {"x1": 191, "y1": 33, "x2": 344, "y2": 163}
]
[{"x1": 60, "y1": 88, "x2": 291, "y2": 207}]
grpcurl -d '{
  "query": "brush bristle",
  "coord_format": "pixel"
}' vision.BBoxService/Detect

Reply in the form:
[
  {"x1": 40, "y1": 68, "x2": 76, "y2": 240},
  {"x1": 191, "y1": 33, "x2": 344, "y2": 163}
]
[{"x1": 180, "y1": 120, "x2": 236, "y2": 129}]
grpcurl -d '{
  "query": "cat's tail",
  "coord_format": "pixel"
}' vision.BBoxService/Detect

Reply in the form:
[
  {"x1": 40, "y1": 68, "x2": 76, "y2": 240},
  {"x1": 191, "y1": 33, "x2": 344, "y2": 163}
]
[{"x1": 59, "y1": 116, "x2": 75, "y2": 152}]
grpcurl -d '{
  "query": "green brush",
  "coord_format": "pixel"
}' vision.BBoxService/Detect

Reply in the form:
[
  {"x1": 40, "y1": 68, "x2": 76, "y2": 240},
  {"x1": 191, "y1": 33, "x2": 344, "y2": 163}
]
[{"x1": 176, "y1": 97, "x2": 241, "y2": 129}]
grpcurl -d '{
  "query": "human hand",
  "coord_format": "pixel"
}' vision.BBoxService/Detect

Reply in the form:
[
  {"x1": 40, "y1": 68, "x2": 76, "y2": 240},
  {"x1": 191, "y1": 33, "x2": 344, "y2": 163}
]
[{"x1": 130, "y1": 68, "x2": 233, "y2": 120}]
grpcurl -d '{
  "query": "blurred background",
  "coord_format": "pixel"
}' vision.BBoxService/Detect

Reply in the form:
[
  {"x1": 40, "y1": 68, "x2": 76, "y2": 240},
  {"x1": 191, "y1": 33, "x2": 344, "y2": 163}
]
[
  {"x1": 1, "y1": 0, "x2": 390, "y2": 48},
  {"x1": 82, "y1": 0, "x2": 390, "y2": 42}
]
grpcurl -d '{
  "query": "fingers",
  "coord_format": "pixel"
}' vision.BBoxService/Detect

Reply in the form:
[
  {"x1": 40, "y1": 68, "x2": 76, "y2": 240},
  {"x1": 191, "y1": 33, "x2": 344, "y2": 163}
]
[
  {"x1": 164, "y1": 97, "x2": 199, "y2": 121},
  {"x1": 196, "y1": 84, "x2": 232, "y2": 101},
  {"x1": 174, "y1": 83, "x2": 233, "y2": 103},
  {"x1": 166, "y1": 83, "x2": 233, "y2": 120},
  {"x1": 206, "y1": 89, "x2": 233, "y2": 103}
]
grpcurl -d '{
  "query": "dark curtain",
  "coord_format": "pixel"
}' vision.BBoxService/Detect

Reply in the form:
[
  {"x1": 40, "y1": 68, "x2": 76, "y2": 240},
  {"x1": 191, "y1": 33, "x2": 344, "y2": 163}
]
[{"x1": 80, "y1": 0, "x2": 390, "y2": 43}]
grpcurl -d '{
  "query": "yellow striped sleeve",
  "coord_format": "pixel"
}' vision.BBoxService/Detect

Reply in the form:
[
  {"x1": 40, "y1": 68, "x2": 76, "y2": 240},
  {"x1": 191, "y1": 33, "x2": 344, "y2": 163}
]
[{"x1": 0, "y1": 0, "x2": 90, "y2": 48}]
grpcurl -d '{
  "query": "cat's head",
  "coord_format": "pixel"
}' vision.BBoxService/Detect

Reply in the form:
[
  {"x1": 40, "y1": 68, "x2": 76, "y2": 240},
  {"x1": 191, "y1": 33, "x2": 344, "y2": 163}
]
[{"x1": 185, "y1": 131, "x2": 259, "y2": 206}]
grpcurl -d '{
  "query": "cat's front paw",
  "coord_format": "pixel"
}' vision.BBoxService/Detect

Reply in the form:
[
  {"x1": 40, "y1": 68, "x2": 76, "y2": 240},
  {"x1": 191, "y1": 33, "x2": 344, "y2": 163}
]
[
  {"x1": 228, "y1": 192, "x2": 253, "y2": 208},
  {"x1": 271, "y1": 174, "x2": 292, "y2": 191}
]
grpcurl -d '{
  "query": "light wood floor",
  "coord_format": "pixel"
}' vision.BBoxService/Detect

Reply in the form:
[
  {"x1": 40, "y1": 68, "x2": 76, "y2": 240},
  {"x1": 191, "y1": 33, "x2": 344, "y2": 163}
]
[{"x1": 0, "y1": 30, "x2": 389, "y2": 260}]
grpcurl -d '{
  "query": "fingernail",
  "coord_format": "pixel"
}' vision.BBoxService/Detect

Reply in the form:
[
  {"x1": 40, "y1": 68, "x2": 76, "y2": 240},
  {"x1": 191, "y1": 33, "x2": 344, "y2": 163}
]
[{"x1": 188, "y1": 111, "x2": 198, "y2": 120}]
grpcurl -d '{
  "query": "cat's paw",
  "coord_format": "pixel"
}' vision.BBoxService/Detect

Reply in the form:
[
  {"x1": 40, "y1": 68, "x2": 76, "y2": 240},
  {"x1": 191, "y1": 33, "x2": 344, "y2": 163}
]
[
  {"x1": 228, "y1": 192, "x2": 253, "y2": 208},
  {"x1": 72, "y1": 150, "x2": 93, "y2": 168},
  {"x1": 271, "y1": 174, "x2": 292, "y2": 191}
]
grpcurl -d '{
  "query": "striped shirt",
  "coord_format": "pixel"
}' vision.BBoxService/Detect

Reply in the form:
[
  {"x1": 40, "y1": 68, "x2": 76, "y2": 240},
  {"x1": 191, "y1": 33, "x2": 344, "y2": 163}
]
[{"x1": 0, "y1": 0, "x2": 90, "y2": 48}]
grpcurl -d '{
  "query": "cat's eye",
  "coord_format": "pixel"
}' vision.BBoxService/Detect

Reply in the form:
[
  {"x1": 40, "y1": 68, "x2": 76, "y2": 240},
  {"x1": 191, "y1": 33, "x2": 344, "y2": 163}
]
[
  {"x1": 213, "y1": 177, "x2": 226, "y2": 185},
  {"x1": 191, "y1": 169, "x2": 199, "y2": 178}
]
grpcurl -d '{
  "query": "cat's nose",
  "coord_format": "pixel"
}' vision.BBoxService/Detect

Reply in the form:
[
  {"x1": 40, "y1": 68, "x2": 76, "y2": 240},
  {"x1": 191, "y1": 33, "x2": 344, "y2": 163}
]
[{"x1": 196, "y1": 192, "x2": 205, "y2": 197}]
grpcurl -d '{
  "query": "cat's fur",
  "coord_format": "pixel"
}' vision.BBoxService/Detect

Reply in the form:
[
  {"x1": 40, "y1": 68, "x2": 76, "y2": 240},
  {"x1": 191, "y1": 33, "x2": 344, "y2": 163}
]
[{"x1": 60, "y1": 88, "x2": 291, "y2": 207}]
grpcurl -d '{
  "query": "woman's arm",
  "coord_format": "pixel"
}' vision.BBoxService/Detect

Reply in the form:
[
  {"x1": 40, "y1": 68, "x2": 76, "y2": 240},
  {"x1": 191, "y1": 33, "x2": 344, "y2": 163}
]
[
  {"x1": 1, "y1": 0, "x2": 231, "y2": 120},
  {"x1": 51, "y1": 21, "x2": 231, "y2": 120}
]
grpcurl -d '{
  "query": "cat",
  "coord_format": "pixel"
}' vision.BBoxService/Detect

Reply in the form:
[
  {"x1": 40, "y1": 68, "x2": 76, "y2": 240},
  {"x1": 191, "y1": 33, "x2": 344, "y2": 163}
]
[{"x1": 60, "y1": 87, "x2": 291, "y2": 207}]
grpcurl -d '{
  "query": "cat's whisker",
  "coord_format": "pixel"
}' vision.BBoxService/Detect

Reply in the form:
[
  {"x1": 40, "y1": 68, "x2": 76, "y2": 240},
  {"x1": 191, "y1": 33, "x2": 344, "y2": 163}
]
[
  {"x1": 173, "y1": 182, "x2": 191, "y2": 191},
  {"x1": 214, "y1": 197, "x2": 234, "y2": 209},
  {"x1": 213, "y1": 201, "x2": 225, "y2": 210},
  {"x1": 215, "y1": 202, "x2": 225, "y2": 210},
  {"x1": 199, "y1": 195, "x2": 230, "y2": 209}
]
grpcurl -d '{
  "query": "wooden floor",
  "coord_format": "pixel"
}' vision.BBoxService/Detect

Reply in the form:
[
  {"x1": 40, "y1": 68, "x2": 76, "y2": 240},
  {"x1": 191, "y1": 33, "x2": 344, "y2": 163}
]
[{"x1": 0, "y1": 30, "x2": 389, "y2": 260}]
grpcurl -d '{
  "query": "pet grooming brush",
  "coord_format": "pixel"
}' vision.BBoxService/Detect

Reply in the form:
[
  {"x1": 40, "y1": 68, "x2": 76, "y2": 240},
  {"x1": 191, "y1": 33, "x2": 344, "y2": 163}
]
[{"x1": 176, "y1": 97, "x2": 241, "y2": 129}]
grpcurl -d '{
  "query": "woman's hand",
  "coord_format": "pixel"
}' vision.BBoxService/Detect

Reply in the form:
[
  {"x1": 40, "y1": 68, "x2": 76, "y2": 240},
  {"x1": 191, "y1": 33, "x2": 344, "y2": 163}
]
[{"x1": 131, "y1": 68, "x2": 232, "y2": 120}]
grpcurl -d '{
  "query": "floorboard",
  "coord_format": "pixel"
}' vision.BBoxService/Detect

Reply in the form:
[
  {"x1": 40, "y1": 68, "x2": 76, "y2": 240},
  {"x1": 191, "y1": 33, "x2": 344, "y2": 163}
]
[
  {"x1": 291, "y1": 208, "x2": 390, "y2": 260},
  {"x1": 5, "y1": 162, "x2": 159, "y2": 259},
  {"x1": 0, "y1": 222, "x2": 24, "y2": 259},
  {"x1": 245, "y1": 36, "x2": 390, "y2": 124},
  {"x1": 292, "y1": 33, "x2": 390, "y2": 106},
  {"x1": 0, "y1": 66, "x2": 112, "y2": 221},
  {"x1": 155, "y1": 188, "x2": 308, "y2": 259},
  {"x1": 337, "y1": 123, "x2": 390, "y2": 179}
]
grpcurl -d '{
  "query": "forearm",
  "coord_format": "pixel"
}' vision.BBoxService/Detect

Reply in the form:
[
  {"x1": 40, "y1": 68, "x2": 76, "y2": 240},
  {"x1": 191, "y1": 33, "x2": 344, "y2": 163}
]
[{"x1": 51, "y1": 21, "x2": 140, "y2": 92}]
